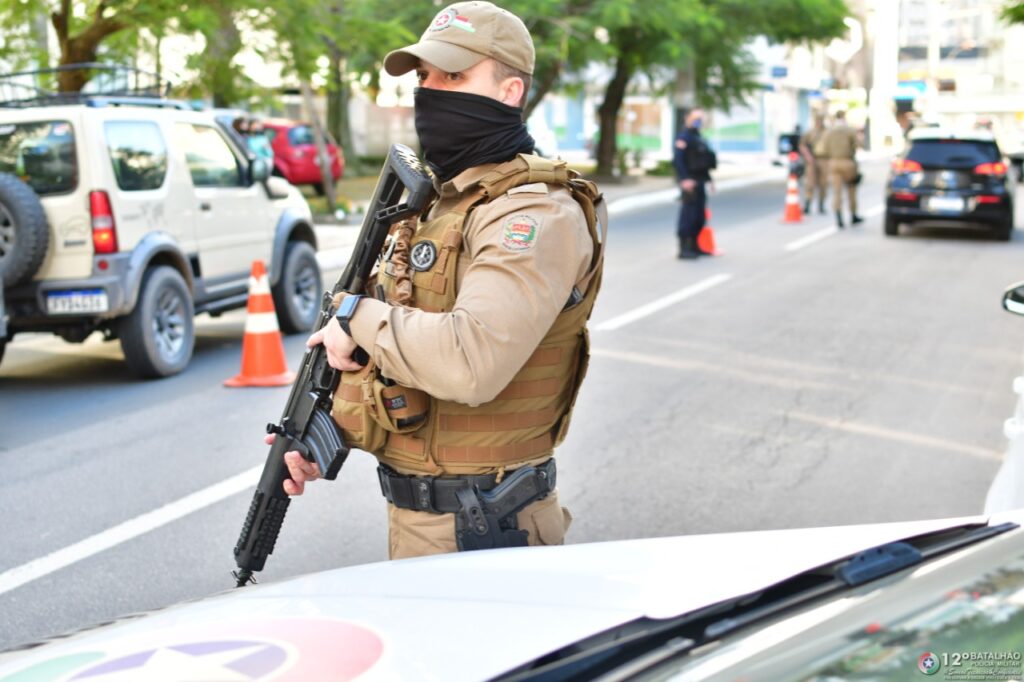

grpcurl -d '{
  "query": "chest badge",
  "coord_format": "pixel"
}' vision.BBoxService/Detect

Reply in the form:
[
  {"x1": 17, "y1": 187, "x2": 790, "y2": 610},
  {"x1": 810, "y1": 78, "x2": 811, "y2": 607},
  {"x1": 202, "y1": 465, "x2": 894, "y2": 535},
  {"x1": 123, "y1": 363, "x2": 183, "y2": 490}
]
[{"x1": 410, "y1": 241, "x2": 438, "y2": 271}]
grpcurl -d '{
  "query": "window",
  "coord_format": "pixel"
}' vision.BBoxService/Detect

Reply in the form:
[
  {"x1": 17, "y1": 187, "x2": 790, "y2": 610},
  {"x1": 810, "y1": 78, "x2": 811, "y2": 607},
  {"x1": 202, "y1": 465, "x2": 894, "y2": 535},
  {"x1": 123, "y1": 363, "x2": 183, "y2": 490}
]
[
  {"x1": 0, "y1": 120, "x2": 77, "y2": 195},
  {"x1": 287, "y1": 125, "x2": 315, "y2": 146},
  {"x1": 104, "y1": 121, "x2": 168, "y2": 191},
  {"x1": 907, "y1": 140, "x2": 1000, "y2": 168},
  {"x1": 174, "y1": 123, "x2": 242, "y2": 187}
]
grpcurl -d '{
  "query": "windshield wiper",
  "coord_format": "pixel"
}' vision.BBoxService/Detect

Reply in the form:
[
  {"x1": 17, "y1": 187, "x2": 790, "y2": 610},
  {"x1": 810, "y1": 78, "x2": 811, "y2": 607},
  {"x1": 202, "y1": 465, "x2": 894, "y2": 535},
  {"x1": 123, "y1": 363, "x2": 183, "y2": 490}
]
[{"x1": 494, "y1": 521, "x2": 1018, "y2": 682}]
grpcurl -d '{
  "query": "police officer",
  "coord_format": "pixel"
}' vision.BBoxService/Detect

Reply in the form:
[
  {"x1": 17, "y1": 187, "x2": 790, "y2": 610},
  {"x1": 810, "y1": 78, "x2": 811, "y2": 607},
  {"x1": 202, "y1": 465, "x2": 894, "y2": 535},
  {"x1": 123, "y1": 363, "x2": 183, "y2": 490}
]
[
  {"x1": 821, "y1": 110, "x2": 863, "y2": 228},
  {"x1": 799, "y1": 114, "x2": 829, "y2": 215},
  {"x1": 673, "y1": 108, "x2": 715, "y2": 259},
  {"x1": 274, "y1": 1, "x2": 604, "y2": 559}
]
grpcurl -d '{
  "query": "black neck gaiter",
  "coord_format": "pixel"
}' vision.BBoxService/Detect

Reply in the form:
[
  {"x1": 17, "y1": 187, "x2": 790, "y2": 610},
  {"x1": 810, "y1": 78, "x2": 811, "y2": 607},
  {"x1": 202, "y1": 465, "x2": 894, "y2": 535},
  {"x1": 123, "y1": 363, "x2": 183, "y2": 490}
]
[{"x1": 414, "y1": 87, "x2": 535, "y2": 182}]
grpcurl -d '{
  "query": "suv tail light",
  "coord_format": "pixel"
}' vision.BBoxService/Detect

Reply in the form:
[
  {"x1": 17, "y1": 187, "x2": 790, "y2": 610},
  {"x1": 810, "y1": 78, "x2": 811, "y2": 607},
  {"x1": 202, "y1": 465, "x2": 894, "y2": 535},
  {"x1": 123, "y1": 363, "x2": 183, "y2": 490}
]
[
  {"x1": 89, "y1": 190, "x2": 118, "y2": 254},
  {"x1": 892, "y1": 159, "x2": 922, "y2": 173},
  {"x1": 974, "y1": 162, "x2": 1007, "y2": 176}
]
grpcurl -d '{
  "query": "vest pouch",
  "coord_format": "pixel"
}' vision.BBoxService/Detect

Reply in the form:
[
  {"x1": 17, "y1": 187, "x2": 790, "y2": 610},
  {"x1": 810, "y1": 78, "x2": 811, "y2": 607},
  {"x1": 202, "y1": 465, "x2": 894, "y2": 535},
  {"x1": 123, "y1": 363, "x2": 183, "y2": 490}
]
[
  {"x1": 369, "y1": 377, "x2": 431, "y2": 435},
  {"x1": 331, "y1": 361, "x2": 387, "y2": 454}
]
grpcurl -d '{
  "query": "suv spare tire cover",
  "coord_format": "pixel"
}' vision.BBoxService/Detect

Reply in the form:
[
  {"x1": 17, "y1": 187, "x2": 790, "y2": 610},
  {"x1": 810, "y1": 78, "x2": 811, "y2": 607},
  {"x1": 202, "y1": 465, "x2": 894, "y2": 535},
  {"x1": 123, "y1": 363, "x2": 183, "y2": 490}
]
[{"x1": 0, "y1": 173, "x2": 50, "y2": 287}]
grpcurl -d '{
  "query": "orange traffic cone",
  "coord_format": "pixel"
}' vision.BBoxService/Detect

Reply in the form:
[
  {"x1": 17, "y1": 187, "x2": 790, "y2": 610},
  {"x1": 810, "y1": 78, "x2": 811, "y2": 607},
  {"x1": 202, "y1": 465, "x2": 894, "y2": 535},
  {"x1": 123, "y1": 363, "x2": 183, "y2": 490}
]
[
  {"x1": 697, "y1": 208, "x2": 722, "y2": 256},
  {"x1": 225, "y1": 260, "x2": 295, "y2": 388},
  {"x1": 782, "y1": 172, "x2": 804, "y2": 223}
]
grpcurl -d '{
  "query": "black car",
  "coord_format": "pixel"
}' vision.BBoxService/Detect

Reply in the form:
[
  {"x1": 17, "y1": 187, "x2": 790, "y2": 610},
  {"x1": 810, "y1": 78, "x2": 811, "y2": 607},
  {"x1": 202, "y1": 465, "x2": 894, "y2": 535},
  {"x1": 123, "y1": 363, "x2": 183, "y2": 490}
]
[{"x1": 885, "y1": 130, "x2": 1015, "y2": 240}]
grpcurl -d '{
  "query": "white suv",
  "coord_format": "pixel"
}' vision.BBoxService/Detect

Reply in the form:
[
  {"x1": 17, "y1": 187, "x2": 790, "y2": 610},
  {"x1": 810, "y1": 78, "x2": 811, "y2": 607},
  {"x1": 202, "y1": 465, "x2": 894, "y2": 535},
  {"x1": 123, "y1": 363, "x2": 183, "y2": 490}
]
[{"x1": 0, "y1": 89, "x2": 323, "y2": 378}]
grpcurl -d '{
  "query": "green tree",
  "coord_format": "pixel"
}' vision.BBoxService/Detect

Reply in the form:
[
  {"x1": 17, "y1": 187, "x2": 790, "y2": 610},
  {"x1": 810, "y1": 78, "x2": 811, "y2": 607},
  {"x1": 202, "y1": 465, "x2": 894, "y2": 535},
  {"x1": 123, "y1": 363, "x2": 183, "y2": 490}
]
[
  {"x1": 555, "y1": 0, "x2": 849, "y2": 176},
  {"x1": 1003, "y1": 1, "x2": 1024, "y2": 23}
]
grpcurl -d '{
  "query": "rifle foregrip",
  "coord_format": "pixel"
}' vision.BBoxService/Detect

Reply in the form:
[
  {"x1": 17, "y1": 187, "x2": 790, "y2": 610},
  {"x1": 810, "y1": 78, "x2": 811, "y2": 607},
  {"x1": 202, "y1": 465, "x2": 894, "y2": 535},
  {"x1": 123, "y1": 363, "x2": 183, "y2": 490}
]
[{"x1": 234, "y1": 490, "x2": 291, "y2": 574}]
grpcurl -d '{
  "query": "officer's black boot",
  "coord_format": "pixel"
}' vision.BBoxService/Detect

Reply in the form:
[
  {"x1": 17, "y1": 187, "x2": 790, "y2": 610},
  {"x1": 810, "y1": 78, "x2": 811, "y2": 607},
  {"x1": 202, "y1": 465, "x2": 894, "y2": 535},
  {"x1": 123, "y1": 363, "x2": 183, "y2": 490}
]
[
  {"x1": 803, "y1": 199, "x2": 811, "y2": 214},
  {"x1": 818, "y1": 200, "x2": 827, "y2": 215},
  {"x1": 678, "y1": 236, "x2": 699, "y2": 259},
  {"x1": 835, "y1": 211, "x2": 845, "y2": 229},
  {"x1": 851, "y1": 214, "x2": 864, "y2": 225}
]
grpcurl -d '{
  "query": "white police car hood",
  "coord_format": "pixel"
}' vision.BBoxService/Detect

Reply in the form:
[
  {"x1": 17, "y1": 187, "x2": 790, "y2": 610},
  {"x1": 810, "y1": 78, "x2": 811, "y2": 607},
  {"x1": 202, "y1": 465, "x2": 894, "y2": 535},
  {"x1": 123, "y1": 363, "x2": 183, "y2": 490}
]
[{"x1": 0, "y1": 513, "x2": 1002, "y2": 681}]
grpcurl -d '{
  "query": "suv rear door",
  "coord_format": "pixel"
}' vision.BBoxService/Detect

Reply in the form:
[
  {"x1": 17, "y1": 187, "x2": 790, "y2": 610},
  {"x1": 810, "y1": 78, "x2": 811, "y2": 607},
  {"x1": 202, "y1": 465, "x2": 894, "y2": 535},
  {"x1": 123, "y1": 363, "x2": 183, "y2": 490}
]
[{"x1": 171, "y1": 120, "x2": 273, "y2": 281}]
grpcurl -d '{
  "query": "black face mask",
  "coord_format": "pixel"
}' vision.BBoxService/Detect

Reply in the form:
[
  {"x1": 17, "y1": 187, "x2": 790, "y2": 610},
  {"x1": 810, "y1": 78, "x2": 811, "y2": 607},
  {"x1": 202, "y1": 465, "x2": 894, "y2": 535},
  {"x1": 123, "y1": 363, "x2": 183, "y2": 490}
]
[{"x1": 414, "y1": 87, "x2": 535, "y2": 182}]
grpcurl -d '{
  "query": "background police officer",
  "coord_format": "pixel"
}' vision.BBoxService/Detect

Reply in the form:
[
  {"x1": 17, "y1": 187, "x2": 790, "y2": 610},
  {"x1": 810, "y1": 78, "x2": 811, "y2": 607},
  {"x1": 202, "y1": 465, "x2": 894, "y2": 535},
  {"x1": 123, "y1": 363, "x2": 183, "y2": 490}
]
[
  {"x1": 274, "y1": 1, "x2": 602, "y2": 560},
  {"x1": 673, "y1": 108, "x2": 715, "y2": 259},
  {"x1": 799, "y1": 113, "x2": 829, "y2": 215},
  {"x1": 821, "y1": 110, "x2": 863, "y2": 228}
]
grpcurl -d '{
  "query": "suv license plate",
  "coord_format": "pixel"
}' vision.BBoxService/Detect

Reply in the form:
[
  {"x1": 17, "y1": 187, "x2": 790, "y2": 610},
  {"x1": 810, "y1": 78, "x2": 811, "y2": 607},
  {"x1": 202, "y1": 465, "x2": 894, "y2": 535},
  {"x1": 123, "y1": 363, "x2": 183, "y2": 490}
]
[
  {"x1": 46, "y1": 289, "x2": 109, "y2": 314},
  {"x1": 927, "y1": 196, "x2": 965, "y2": 212}
]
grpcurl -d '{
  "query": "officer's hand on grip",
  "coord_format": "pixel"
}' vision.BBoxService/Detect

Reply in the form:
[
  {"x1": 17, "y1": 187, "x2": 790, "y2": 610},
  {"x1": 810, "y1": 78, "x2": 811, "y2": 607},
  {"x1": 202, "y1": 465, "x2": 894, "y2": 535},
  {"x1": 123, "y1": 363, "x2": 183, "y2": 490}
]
[
  {"x1": 306, "y1": 319, "x2": 363, "y2": 372},
  {"x1": 680, "y1": 178, "x2": 697, "y2": 192},
  {"x1": 263, "y1": 433, "x2": 322, "y2": 496}
]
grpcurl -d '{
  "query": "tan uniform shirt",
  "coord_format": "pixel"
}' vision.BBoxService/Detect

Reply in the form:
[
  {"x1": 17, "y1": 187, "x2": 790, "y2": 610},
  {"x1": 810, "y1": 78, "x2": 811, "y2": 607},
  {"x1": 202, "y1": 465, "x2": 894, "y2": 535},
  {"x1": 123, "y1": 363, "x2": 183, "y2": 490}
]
[
  {"x1": 800, "y1": 127, "x2": 826, "y2": 157},
  {"x1": 822, "y1": 124, "x2": 859, "y2": 161},
  {"x1": 349, "y1": 163, "x2": 593, "y2": 407}
]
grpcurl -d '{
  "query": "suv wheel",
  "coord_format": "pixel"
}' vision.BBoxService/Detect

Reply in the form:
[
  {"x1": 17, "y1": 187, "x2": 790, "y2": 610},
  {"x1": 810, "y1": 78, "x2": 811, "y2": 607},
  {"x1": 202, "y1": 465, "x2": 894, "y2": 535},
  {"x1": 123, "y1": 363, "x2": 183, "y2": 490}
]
[
  {"x1": 273, "y1": 241, "x2": 321, "y2": 334},
  {"x1": 0, "y1": 173, "x2": 50, "y2": 286},
  {"x1": 884, "y1": 213, "x2": 899, "y2": 237},
  {"x1": 119, "y1": 266, "x2": 195, "y2": 378}
]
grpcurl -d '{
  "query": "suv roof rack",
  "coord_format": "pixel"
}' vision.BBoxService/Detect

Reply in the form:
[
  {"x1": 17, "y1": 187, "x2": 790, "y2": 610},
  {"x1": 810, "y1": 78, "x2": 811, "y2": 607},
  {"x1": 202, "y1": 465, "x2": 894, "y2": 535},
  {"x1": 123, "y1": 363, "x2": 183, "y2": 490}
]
[{"x1": 0, "y1": 63, "x2": 180, "y2": 109}]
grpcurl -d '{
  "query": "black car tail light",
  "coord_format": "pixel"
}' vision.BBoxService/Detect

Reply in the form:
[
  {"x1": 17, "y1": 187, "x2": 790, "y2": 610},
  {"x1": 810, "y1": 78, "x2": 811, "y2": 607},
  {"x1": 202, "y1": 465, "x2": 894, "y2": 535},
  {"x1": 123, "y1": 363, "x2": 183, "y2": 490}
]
[
  {"x1": 892, "y1": 159, "x2": 922, "y2": 173},
  {"x1": 977, "y1": 195, "x2": 1001, "y2": 204},
  {"x1": 975, "y1": 162, "x2": 1007, "y2": 176},
  {"x1": 891, "y1": 191, "x2": 917, "y2": 202}
]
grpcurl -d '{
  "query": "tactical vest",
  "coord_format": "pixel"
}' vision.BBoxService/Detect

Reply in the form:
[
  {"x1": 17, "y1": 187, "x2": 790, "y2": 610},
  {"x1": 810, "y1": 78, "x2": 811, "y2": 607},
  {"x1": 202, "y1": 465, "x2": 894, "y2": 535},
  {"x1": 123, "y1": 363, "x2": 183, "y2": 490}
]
[{"x1": 331, "y1": 155, "x2": 605, "y2": 476}]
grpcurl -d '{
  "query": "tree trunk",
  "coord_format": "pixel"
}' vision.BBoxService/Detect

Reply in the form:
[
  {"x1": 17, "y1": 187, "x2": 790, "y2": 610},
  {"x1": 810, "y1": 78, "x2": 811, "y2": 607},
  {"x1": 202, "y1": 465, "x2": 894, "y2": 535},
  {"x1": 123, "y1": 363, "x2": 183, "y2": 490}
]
[
  {"x1": 51, "y1": 1, "x2": 126, "y2": 92},
  {"x1": 595, "y1": 54, "x2": 633, "y2": 177},
  {"x1": 523, "y1": 61, "x2": 561, "y2": 121},
  {"x1": 203, "y1": 3, "x2": 243, "y2": 107},
  {"x1": 301, "y1": 81, "x2": 337, "y2": 216},
  {"x1": 326, "y1": 47, "x2": 361, "y2": 177}
]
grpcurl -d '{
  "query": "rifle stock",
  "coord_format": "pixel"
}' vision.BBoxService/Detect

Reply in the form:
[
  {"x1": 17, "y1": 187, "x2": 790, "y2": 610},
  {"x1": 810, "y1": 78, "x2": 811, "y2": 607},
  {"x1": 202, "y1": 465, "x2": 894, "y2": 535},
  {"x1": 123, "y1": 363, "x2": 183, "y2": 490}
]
[{"x1": 232, "y1": 144, "x2": 433, "y2": 587}]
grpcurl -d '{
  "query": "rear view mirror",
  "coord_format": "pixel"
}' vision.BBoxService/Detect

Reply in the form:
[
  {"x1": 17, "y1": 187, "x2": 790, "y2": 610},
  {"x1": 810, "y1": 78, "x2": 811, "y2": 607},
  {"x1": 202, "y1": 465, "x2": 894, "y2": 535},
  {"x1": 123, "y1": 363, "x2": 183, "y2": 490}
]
[
  {"x1": 1002, "y1": 282, "x2": 1024, "y2": 316},
  {"x1": 250, "y1": 157, "x2": 271, "y2": 184}
]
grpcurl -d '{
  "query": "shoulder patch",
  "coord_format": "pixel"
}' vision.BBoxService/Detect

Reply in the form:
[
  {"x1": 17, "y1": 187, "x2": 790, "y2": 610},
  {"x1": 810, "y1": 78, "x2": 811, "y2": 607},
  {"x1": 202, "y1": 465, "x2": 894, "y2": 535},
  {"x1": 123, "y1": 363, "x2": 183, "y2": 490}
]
[
  {"x1": 506, "y1": 182, "x2": 549, "y2": 196},
  {"x1": 501, "y1": 214, "x2": 540, "y2": 252}
]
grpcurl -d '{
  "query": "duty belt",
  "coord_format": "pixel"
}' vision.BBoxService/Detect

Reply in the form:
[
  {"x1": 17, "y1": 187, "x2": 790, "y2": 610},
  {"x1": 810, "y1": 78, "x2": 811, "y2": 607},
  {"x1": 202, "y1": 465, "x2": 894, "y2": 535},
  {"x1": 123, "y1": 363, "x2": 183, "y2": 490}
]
[{"x1": 377, "y1": 459, "x2": 556, "y2": 514}]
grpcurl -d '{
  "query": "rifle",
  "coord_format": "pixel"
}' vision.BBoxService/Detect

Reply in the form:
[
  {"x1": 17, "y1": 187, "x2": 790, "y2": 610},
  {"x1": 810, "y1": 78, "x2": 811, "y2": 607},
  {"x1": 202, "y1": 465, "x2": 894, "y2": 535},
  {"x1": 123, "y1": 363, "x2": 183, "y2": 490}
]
[{"x1": 232, "y1": 144, "x2": 433, "y2": 587}]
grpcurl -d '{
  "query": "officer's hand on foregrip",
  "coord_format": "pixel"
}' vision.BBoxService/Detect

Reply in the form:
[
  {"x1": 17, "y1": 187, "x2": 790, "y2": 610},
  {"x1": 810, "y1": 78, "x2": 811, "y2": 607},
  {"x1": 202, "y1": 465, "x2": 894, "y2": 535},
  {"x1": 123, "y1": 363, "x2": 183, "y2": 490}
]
[{"x1": 263, "y1": 433, "x2": 322, "y2": 496}]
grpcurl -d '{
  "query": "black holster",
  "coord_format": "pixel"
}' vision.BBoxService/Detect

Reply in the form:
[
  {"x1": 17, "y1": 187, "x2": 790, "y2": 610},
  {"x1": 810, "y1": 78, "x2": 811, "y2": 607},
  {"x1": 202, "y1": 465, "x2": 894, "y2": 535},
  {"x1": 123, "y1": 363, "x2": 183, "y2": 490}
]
[{"x1": 454, "y1": 460, "x2": 556, "y2": 552}]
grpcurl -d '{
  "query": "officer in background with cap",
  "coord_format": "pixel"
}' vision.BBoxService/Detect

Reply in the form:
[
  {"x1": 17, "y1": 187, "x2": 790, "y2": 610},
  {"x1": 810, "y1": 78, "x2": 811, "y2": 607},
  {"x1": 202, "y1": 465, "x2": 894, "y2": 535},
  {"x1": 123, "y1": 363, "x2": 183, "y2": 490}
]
[
  {"x1": 273, "y1": 1, "x2": 605, "y2": 560},
  {"x1": 673, "y1": 108, "x2": 715, "y2": 259}
]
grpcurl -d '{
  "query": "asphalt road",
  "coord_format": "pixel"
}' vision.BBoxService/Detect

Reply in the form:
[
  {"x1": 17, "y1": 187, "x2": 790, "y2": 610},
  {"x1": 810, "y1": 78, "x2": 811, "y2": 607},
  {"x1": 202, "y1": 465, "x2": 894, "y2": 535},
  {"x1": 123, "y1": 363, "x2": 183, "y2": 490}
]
[{"x1": 2, "y1": 160, "x2": 1023, "y2": 650}]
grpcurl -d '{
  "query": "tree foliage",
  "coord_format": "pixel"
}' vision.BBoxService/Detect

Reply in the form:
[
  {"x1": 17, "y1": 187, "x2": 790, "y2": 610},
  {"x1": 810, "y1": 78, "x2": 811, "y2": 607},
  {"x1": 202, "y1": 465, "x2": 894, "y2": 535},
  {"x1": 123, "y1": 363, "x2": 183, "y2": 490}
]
[
  {"x1": 0, "y1": 0, "x2": 850, "y2": 174},
  {"x1": 1003, "y1": 1, "x2": 1024, "y2": 24}
]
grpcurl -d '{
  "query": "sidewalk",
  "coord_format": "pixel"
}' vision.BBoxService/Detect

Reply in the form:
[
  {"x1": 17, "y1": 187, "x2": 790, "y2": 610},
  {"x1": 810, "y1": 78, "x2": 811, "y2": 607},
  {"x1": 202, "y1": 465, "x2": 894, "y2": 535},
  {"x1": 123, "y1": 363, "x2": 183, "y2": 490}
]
[{"x1": 314, "y1": 158, "x2": 785, "y2": 270}]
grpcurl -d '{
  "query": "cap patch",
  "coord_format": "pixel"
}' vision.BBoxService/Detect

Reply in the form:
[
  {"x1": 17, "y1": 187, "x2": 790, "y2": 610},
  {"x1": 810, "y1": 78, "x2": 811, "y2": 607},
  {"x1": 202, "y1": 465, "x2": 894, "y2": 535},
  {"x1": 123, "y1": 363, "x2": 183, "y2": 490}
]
[
  {"x1": 501, "y1": 214, "x2": 539, "y2": 251},
  {"x1": 428, "y1": 9, "x2": 476, "y2": 33}
]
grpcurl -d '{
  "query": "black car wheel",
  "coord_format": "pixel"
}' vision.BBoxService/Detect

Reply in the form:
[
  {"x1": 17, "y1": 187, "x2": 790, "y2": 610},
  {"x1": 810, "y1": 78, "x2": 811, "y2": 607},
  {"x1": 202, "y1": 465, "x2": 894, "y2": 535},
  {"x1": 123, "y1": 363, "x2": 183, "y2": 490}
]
[
  {"x1": 118, "y1": 266, "x2": 195, "y2": 378},
  {"x1": 884, "y1": 213, "x2": 900, "y2": 237},
  {"x1": 0, "y1": 173, "x2": 50, "y2": 287},
  {"x1": 994, "y1": 216, "x2": 1014, "y2": 241},
  {"x1": 272, "y1": 241, "x2": 321, "y2": 333}
]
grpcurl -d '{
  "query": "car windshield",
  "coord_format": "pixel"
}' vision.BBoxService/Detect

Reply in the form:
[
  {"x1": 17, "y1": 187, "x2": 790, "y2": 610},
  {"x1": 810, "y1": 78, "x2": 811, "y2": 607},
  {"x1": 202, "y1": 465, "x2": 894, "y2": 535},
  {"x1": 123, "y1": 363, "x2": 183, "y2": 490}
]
[
  {"x1": 0, "y1": 120, "x2": 76, "y2": 195},
  {"x1": 906, "y1": 139, "x2": 1000, "y2": 168}
]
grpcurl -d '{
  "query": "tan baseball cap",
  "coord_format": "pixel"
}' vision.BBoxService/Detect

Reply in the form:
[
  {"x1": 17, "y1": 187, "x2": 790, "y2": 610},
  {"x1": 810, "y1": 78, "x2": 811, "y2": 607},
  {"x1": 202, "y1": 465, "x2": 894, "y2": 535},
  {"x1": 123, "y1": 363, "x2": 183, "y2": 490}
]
[{"x1": 384, "y1": 1, "x2": 535, "y2": 77}]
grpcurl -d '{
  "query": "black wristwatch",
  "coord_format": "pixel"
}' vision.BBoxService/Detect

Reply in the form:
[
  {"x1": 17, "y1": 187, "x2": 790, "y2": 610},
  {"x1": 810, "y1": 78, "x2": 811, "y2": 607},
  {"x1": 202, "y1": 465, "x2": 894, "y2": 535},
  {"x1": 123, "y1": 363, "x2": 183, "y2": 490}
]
[{"x1": 334, "y1": 294, "x2": 364, "y2": 337}]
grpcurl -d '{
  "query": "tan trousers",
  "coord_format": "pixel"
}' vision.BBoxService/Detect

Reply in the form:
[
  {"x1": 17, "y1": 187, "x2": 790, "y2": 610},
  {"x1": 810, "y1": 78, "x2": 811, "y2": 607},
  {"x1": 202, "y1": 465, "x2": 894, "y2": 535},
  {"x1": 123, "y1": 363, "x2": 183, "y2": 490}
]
[
  {"x1": 804, "y1": 158, "x2": 828, "y2": 205},
  {"x1": 388, "y1": 489, "x2": 573, "y2": 559},
  {"x1": 829, "y1": 158, "x2": 858, "y2": 214}
]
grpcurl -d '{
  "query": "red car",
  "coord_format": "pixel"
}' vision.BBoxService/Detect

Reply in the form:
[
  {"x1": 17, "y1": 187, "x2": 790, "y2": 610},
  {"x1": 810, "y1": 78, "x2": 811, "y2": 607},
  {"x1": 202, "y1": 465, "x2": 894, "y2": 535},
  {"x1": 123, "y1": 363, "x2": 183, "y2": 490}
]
[{"x1": 263, "y1": 118, "x2": 344, "y2": 194}]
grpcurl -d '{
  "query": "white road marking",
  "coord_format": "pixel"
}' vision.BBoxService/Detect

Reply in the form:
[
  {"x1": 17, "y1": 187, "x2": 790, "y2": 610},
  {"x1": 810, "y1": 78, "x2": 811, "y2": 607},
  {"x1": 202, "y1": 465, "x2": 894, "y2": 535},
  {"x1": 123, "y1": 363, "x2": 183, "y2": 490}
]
[
  {"x1": 788, "y1": 411, "x2": 1003, "y2": 461},
  {"x1": 592, "y1": 273, "x2": 733, "y2": 331},
  {"x1": 784, "y1": 228, "x2": 839, "y2": 252},
  {"x1": 783, "y1": 204, "x2": 886, "y2": 252},
  {"x1": 0, "y1": 466, "x2": 261, "y2": 596}
]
